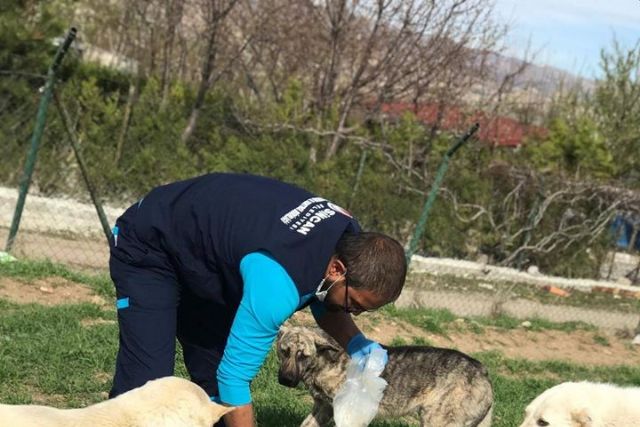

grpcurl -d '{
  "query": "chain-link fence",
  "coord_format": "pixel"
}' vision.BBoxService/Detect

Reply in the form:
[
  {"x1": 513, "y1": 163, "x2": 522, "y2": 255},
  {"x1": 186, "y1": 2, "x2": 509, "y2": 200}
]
[
  {"x1": 0, "y1": 29, "x2": 133, "y2": 271},
  {"x1": 401, "y1": 255, "x2": 640, "y2": 332},
  {"x1": 0, "y1": 186, "x2": 119, "y2": 271}
]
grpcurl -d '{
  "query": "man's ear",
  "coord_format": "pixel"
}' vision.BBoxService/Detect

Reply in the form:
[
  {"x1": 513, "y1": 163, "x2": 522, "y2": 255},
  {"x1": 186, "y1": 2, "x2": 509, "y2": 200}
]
[
  {"x1": 326, "y1": 255, "x2": 346, "y2": 278},
  {"x1": 571, "y1": 408, "x2": 592, "y2": 427}
]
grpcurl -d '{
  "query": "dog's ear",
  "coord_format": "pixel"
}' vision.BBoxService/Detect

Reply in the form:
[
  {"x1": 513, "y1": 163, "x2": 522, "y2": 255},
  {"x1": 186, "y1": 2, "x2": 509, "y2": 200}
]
[
  {"x1": 313, "y1": 334, "x2": 342, "y2": 361},
  {"x1": 210, "y1": 403, "x2": 235, "y2": 423},
  {"x1": 277, "y1": 325, "x2": 290, "y2": 342},
  {"x1": 571, "y1": 408, "x2": 592, "y2": 427},
  {"x1": 313, "y1": 332, "x2": 339, "y2": 349},
  {"x1": 317, "y1": 344, "x2": 341, "y2": 362}
]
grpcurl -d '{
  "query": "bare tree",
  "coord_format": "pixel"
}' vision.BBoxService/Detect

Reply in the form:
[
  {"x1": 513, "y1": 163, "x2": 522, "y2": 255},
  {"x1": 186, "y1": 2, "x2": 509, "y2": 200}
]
[
  {"x1": 319, "y1": 0, "x2": 507, "y2": 160},
  {"x1": 160, "y1": 0, "x2": 187, "y2": 110},
  {"x1": 595, "y1": 39, "x2": 640, "y2": 184},
  {"x1": 180, "y1": 0, "x2": 243, "y2": 146},
  {"x1": 231, "y1": 0, "x2": 508, "y2": 160},
  {"x1": 440, "y1": 165, "x2": 640, "y2": 270},
  {"x1": 233, "y1": 0, "x2": 321, "y2": 103},
  {"x1": 77, "y1": 0, "x2": 161, "y2": 165}
]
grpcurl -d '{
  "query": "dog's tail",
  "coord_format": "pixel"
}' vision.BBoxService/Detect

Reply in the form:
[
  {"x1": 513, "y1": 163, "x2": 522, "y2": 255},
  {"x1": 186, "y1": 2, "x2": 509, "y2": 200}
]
[{"x1": 473, "y1": 403, "x2": 493, "y2": 427}]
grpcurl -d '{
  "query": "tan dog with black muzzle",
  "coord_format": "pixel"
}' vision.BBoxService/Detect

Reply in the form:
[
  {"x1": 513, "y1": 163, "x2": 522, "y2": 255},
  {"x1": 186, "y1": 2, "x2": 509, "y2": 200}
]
[{"x1": 277, "y1": 326, "x2": 493, "y2": 427}]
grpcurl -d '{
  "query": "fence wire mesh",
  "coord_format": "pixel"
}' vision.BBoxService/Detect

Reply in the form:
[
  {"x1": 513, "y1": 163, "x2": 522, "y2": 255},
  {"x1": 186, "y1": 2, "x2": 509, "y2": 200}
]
[
  {"x1": 0, "y1": 28, "x2": 638, "y2": 336},
  {"x1": 0, "y1": 67, "x2": 134, "y2": 271}
]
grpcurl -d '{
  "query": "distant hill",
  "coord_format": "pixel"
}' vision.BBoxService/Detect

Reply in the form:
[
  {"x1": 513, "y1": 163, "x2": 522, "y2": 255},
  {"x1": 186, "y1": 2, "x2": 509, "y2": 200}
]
[{"x1": 485, "y1": 51, "x2": 596, "y2": 96}]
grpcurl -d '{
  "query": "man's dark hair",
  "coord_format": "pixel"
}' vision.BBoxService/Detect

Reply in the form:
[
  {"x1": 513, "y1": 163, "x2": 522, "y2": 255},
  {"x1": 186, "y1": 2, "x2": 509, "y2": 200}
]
[{"x1": 335, "y1": 232, "x2": 407, "y2": 302}]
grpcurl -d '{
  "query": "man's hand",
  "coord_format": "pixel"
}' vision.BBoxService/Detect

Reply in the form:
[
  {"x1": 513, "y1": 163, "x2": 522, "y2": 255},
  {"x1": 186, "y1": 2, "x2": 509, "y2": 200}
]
[
  {"x1": 347, "y1": 333, "x2": 388, "y2": 366},
  {"x1": 223, "y1": 403, "x2": 255, "y2": 427}
]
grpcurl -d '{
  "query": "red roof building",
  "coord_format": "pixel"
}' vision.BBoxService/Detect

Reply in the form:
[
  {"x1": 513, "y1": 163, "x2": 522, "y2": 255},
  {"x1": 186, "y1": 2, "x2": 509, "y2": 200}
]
[{"x1": 379, "y1": 102, "x2": 547, "y2": 147}]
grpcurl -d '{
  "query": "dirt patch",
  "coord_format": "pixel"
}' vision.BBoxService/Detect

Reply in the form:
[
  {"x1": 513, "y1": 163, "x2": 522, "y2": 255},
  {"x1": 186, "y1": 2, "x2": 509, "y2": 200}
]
[
  {"x1": 94, "y1": 371, "x2": 112, "y2": 397},
  {"x1": 81, "y1": 318, "x2": 116, "y2": 327},
  {"x1": 289, "y1": 311, "x2": 640, "y2": 367},
  {"x1": 431, "y1": 328, "x2": 640, "y2": 367},
  {"x1": 0, "y1": 276, "x2": 106, "y2": 306},
  {"x1": 94, "y1": 371, "x2": 112, "y2": 383},
  {"x1": 30, "y1": 392, "x2": 67, "y2": 406},
  {"x1": 27, "y1": 386, "x2": 67, "y2": 406}
]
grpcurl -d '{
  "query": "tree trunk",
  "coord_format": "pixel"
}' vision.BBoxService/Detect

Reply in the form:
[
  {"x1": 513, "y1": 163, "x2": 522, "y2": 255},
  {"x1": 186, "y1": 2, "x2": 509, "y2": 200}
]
[
  {"x1": 114, "y1": 80, "x2": 139, "y2": 166},
  {"x1": 160, "y1": 0, "x2": 185, "y2": 112},
  {"x1": 180, "y1": 23, "x2": 218, "y2": 147},
  {"x1": 180, "y1": 81, "x2": 209, "y2": 146},
  {"x1": 324, "y1": 94, "x2": 353, "y2": 159}
]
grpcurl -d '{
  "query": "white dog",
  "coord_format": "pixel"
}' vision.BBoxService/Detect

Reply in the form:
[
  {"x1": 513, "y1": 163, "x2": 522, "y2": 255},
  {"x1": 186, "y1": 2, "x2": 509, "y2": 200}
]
[
  {"x1": 0, "y1": 376, "x2": 233, "y2": 427},
  {"x1": 519, "y1": 381, "x2": 640, "y2": 427}
]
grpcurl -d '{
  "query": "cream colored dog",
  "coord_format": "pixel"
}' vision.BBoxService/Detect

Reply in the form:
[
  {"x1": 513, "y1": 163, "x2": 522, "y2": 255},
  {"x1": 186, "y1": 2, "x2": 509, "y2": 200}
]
[
  {"x1": 519, "y1": 381, "x2": 640, "y2": 427},
  {"x1": 0, "y1": 376, "x2": 233, "y2": 427}
]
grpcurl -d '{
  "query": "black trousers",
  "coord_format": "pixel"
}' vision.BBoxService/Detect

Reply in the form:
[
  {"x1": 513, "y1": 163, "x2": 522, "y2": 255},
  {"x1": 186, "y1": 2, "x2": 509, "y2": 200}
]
[{"x1": 109, "y1": 255, "x2": 235, "y2": 426}]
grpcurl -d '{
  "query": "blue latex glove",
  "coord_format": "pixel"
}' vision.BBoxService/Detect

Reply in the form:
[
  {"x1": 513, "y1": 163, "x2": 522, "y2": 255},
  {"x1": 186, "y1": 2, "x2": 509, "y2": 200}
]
[{"x1": 347, "y1": 333, "x2": 388, "y2": 366}]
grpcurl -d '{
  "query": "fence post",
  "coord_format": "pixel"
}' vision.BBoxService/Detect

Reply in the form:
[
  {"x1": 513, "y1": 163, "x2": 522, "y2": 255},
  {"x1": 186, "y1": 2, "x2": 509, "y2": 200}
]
[
  {"x1": 606, "y1": 220, "x2": 626, "y2": 280},
  {"x1": 515, "y1": 176, "x2": 545, "y2": 270},
  {"x1": 5, "y1": 27, "x2": 77, "y2": 252},
  {"x1": 54, "y1": 92, "x2": 112, "y2": 244},
  {"x1": 405, "y1": 123, "x2": 479, "y2": 264},
  {"x1": 347, "y1": 148, "x2": 368, "y2": 210}
]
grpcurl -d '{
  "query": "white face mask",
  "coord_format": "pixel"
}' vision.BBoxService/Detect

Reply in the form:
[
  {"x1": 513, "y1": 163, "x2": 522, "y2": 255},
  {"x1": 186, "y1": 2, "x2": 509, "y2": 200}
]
[{"x1": 314, "y1": 273, "x2": 345, "y2": 302}]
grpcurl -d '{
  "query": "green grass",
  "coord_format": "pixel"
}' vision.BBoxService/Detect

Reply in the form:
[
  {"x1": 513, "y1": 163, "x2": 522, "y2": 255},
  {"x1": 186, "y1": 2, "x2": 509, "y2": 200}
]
[
  {"x1": 475, "y1": 351, "x2": 640, "y2": 426},
  {"x1": 381, "y1": 304, "x2": 594, "y2": 336},
  {"x1": 389, "y1": 336, "x2": 408, "y2": 346},
  {"x1": 474, "y1": 314, "x2": 594, "y2": 333},
  {"x1": 388, "y1": 336, "x2": 431, "y2": 346},
  {"x1": 1, "y1": 262, "x2": 639, "y2": 427},
  {"x1": 411, "y1": 336, "x2": 431, "y2": 345},
  {"x1": 2, "y1": 298, "x2": 638, "y2": 427},
  {"x1": 0, "y1": 301, "x2": 117, "y2": 406},
  {"x1": 381, "y1": 305, "x2": 457, "y2": 335},
  {"x1": 593, "y1": 334, "x2": 610, "y2": 346},
  {"x1": 478, "y1": 350, "x2": 640, "y2": 384}
]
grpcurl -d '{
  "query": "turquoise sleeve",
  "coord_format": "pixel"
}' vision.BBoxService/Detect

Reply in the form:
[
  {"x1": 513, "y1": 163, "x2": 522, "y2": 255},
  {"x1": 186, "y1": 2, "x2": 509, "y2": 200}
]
[{"x1": 216, "y1": 252, "x2": 300, "y2": 405}]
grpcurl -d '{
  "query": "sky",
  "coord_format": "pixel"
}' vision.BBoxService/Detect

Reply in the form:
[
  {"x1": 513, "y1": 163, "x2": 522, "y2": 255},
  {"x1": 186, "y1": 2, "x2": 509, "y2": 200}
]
[{"x1": 492, "y1": 0, "x2": 640, "y2": 78}]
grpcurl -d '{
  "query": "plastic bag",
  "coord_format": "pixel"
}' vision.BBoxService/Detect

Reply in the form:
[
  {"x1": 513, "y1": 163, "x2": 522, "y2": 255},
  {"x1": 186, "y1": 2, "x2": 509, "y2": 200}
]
[{"x1": 333, "y1": 347, "x2": 388, "y2": 427}]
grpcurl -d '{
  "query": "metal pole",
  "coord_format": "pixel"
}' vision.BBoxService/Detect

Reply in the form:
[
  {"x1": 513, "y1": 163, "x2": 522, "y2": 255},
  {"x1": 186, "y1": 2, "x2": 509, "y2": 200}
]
[
  {"x1": 347, "y1": 148, "x2": 368, "y2": 210},
  {"x1": 54, "y1": 92, "x2": 112, "y2": 244},
  {"x1": 5, "y1": 28, "x2": 77, "y2": 252},
  {"x1": 406, "y1": 123, "x2": 479, "y2": 264},
  {"x1": 606, "y1": 219, "x2": 626, "y2": 280},
  {"x1": 628, "y1": 225, "x2": 639, "y2": 285},
  {"x1": 515, "y1": 178, "x2": 544, "y2": 270}
]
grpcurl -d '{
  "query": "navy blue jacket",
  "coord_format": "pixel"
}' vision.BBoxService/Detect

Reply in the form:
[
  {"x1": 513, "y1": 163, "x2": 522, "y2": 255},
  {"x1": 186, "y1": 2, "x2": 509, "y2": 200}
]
[{"x1": 112, "y1": 173, "x2": 361, "y2": 307}]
